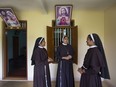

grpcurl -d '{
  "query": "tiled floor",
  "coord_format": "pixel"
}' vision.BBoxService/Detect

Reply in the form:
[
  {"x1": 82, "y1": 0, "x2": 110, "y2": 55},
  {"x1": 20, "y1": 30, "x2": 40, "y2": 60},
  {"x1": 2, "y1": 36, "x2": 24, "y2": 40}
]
[{"x1": 0, "y1": 81, "x2": 109, "y2": 87}]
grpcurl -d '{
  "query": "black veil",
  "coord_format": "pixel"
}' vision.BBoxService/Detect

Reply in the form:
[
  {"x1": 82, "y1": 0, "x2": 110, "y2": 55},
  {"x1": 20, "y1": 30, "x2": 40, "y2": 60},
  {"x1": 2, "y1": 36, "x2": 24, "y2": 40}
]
[
  {"x1": 31, "y1": 37, "x2": 44, "y2": 65},
  {"x1": 89, "y1": 33, "x2": 110, "y2": 79}
]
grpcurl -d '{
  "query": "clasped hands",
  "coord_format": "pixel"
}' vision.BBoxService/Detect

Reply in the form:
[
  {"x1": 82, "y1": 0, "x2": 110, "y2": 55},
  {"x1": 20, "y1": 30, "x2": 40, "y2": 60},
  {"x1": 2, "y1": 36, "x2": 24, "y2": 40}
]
[
  {"x1": 78, "y1": 68, "x2": 85, "y2": 74},
  {"x1": 48, "y1": 57, "x2": 54, "y2": 63},
  {"x1": 62, "y1": 55, "x2": 72, "y2": 60}
]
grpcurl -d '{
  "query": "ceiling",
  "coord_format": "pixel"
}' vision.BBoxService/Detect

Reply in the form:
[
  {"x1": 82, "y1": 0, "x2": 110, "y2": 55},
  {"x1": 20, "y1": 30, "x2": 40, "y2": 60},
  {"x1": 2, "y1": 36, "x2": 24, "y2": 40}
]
[{"x1": 0, "y1": 0, "x2": 116, "y2": 13}]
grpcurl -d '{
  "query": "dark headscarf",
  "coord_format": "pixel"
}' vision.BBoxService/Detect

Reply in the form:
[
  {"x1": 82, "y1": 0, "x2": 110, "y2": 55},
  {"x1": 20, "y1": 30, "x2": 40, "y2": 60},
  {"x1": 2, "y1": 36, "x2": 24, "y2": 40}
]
[
  {"x1": 31, "y1": 37, "x2": 44, "y2": 65},
  {"x1": 88, "y1": 33, "x2": 110, "y2": 79}
]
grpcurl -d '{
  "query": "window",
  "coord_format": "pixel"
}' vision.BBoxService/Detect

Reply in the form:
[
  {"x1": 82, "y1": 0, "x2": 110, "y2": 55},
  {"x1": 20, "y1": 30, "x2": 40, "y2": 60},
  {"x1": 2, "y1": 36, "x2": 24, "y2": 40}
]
[{"x1": 47, "y1": 20, "x2": 78, "y2": 64}]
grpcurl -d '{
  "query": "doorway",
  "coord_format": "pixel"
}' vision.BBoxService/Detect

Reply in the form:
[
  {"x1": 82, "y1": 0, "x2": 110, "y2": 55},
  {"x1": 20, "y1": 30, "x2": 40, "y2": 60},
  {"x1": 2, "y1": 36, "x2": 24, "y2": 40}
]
[{"x1": 3, "y1": 29, "x2": 27, "y2": 78}]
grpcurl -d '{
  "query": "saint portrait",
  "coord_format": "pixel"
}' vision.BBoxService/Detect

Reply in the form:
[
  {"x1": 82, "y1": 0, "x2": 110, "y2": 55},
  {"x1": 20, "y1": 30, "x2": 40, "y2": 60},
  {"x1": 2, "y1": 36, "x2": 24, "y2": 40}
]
[
  {"x1": 55, "y1": 5, "x2": 73, "y2": 26},
  {"x1": 0, "y1": 8, "x2": 20, "y2": 27}
]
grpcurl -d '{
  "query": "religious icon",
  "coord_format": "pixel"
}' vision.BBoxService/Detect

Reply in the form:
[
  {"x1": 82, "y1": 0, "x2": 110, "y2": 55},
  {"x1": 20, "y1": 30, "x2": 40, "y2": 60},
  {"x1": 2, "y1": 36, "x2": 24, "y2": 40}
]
[
  {"x1": 55, "y1": 5, "x2": 73, "y2": 26},
  {"x1": 0, "y1": 8, "x2": 21, "y2": 27}
]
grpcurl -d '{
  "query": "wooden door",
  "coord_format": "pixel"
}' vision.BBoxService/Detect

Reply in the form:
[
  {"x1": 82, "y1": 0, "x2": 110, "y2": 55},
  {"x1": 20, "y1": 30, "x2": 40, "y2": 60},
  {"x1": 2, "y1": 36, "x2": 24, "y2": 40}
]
[
  {"x1": 2, "y1": 20, "x2": 27, "y2": 79},
  {"x1": 46, "y1": 26, "x2": 54, "y2": 60},
  {"x1": 2, "y1": 24, "x2": 7, "y2": 78},
  {"x1": 71, "y1": 26, "x2": 78, "y2": 64}
]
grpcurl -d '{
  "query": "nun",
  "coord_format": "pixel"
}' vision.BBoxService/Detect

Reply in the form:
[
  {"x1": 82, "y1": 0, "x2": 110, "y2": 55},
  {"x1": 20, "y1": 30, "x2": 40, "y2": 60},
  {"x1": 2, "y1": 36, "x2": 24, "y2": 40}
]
[
  {"x1": 56, "y1": 35, "x2": 75, "y2": 87},
  {"x1": 31, "y1": 37, "x2": 53, "y2": 87},
  {"x1": 78, "y1": 33, "x2": 110, "y2": 87}
]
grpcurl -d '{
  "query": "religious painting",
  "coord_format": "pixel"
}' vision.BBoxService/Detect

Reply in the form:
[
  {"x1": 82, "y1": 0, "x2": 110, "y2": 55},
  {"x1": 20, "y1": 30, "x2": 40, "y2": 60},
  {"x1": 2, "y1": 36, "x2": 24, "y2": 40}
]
[
  {"x1": 0, "y1": 8, "x2": 21, "y2": 27},
  {"x1": 55, "y1": 5, "x2": 73, "y2": 26}
]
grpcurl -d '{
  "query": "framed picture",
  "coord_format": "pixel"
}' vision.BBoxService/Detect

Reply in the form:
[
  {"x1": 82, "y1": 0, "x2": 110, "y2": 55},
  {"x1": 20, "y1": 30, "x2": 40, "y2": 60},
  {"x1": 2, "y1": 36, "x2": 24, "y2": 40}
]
[
  {"x1": 0, "y1": 8, "x2": 21, "y2": 27},
  {"x1": 55, "y1": 5, "x2": 73, "y2": 26}
]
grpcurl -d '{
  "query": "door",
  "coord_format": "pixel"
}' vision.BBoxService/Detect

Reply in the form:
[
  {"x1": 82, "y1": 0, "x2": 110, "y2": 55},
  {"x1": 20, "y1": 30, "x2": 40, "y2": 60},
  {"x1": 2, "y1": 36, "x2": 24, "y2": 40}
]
[
  {"x1": 46, "y1": 26, "x2": 54, "y2": 60},
  {"x1": 3, "y1": 29, "x2": 27, "y2": 78},
  {"x1": 71, "y1": 26, "x2": 78, "y2": 64}
]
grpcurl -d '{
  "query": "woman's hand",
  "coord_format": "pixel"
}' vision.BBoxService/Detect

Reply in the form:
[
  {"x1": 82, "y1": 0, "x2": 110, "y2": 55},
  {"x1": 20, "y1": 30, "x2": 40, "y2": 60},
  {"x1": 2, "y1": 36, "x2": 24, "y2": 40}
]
[
  {"x1": 62, "y1": 57, "x2": 69, "y2": 60},
  {"x1": 62, "y1": 55, "x2": 72, "y2": 60},
  {"x1": 78, "y1": 68, "x2": 85, "y2": 74},
  {"x1": 48, "y1": 57, "x2": 54, "y2": 63},
  {"x1": 67, "y1": 55, "x2": 72, "y2": 59}
]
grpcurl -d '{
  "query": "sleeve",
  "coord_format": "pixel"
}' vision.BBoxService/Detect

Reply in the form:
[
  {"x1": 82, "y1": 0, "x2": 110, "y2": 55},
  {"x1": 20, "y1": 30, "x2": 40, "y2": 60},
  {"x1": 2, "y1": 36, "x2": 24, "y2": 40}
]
[
  {"x1": 69, "y1": 45, "x2": 73, "y2": 53},
  {"x1": 68, "y1": 45, "x2": 74, "y2": 61},
  {"x1": 33, "y1": 49, "x2": 47, "y2": 65},
  {"x1": 90, "y1": 49, "x2": 105, "y2": 73},
  {"x1": 81, "y1": 50, "x2": 91, "y2": 70},
  {"x1": 56, "y1": 47, "x2": 62, "y2": 61},
  {"x1": 84, "y1": 49, "x2": 103, "y2": 74}
]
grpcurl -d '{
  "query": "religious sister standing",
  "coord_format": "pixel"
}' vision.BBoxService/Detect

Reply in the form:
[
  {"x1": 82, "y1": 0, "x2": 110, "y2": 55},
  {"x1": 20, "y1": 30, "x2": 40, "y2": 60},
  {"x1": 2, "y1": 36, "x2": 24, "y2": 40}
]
[
  {"x1": 78, "y1": 33, "x2": 110, "y2": 87},
  {"x1": 56, "y1": 35, "x2": 75, "y2": 87},
  {"x1": 31, "y1": 37, "x2": 53, "y2": 87}
]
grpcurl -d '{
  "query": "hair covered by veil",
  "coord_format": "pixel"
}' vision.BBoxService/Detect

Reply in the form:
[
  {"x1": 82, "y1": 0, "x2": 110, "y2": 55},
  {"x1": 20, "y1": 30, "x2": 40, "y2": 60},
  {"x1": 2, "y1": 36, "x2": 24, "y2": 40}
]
[
  {"x1": 31, "y1": 37, "x2": 44, "y2": 65},
  {"x1": 88, "y1": 33, "x2": 110, "y2": 79}
]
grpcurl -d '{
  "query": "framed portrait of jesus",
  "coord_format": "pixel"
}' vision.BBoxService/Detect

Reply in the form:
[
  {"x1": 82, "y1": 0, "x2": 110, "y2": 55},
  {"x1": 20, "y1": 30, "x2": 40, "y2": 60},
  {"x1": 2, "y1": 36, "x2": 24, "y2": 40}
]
[
  {"x1": 0, "y1": 8, "x2": 21, "y2": 27},
  {"x1": 55, "y1": 5, "x2": 73, "y2": 26}
]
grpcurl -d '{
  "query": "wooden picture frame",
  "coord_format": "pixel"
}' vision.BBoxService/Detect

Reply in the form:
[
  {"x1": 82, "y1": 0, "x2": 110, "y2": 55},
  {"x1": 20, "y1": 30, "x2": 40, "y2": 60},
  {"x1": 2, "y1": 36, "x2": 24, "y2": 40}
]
[
  {"x1": 0, "y1": 8, "x2": 21, "y2": 27},
  {"x1": 55, "y1": 5, "x2": 73, "y2": 26}
]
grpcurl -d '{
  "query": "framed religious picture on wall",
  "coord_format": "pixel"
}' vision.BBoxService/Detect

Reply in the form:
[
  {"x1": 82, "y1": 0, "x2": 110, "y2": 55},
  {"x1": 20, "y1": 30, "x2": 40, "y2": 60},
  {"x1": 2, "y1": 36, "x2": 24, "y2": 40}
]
[
  {"x1": 0, "y1": 8, "x2": 21, "y2": 27},
  {"x1": 55, "y1": 5, "x2": 73, "y2": 26}
]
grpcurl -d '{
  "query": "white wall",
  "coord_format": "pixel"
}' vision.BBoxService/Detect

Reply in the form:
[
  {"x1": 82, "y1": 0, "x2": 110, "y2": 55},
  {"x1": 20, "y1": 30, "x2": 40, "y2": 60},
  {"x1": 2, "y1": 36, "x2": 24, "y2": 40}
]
[
  {"x1": 73, "y1": 10, "x2": 105, "y2": 81},
  {"x1": 0, "y1": 10, "x2": 105, "y2": 81},
  {"x1": 104, "y1": 5, "x2": 116, "y2": 87}
]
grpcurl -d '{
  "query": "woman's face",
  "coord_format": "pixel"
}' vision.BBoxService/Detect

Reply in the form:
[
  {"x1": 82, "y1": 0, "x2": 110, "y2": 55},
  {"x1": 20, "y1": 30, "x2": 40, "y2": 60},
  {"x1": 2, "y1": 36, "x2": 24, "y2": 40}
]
[
  {"x1": 1, "y1": 11, "x2": 6, "y2": 16},
  {"x1": 40, "y1": 40, "x2": 46, "y2": 47},
  {"x1": 63, "y1": 37, "x2": 68, "y2": 44},
  {"x1": 86, "y1": 37, "x2": 94, "y2": 46},
  {"x1": 61, "y1": 8, "x2": 66, "y2": 15}
]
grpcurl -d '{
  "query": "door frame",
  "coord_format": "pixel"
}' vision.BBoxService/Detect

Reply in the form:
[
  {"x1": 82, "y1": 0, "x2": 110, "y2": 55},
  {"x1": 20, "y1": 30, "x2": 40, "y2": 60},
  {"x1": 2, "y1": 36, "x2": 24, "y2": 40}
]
[{"x1": 2, "y1": 28, "x2": 27, "y2": 79}]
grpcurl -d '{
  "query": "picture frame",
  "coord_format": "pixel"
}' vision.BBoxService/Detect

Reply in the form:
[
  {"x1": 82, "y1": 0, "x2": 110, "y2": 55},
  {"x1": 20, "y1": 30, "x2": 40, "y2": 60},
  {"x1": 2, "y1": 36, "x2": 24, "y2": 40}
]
[
  {"x1": 55, "y1": 5, "x2": 73, "y2": 26},
  {"x1": 0, "y1": 8, "x2": 21, "y2": 27}
]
